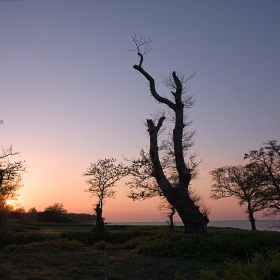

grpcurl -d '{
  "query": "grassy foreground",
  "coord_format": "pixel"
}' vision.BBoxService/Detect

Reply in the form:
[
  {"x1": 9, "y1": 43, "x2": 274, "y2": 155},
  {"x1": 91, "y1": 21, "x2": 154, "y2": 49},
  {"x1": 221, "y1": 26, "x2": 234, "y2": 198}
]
[{"x1": 1, "y1": 221, "x2": 280, "y2": 279}]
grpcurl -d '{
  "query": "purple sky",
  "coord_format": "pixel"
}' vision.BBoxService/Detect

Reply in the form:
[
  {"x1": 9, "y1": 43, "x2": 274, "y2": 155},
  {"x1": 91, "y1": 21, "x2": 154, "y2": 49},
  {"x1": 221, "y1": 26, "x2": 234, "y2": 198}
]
[{"x1": 1, "y1": 0, "x2": 280, "y2": 221}]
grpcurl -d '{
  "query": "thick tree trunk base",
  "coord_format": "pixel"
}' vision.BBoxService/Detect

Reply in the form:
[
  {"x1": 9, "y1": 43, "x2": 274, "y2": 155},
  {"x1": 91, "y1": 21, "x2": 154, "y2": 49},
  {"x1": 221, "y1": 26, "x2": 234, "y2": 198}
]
[
  {"x1": 182, "y1": 212, "x2": 209, "y2": 234},
  {"x1": 167, "y1": 189, "x2": 209, "y2": 235},
  {"x1": 93, "y1": 220, "x2": 105, "y2": 231},
  {"x1": 249, "y1": 210, "x2": 257, "y2": 230},
  {"x1": 93, "y1": 204, "x2": 105, "y2": 231}
]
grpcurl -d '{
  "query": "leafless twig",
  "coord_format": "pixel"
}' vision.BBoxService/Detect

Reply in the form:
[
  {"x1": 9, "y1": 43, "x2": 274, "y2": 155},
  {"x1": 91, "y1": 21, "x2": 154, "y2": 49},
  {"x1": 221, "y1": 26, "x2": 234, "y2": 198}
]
[{"x1": 130, "y1": 35, "x2": 152, "y2": 67}]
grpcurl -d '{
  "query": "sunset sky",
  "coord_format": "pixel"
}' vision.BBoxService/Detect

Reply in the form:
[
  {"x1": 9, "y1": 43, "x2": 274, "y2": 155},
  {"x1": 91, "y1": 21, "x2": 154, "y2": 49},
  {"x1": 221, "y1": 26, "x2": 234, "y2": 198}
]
[{"x1": 1, "y1": 0, "x2": 280, "y2": 222}]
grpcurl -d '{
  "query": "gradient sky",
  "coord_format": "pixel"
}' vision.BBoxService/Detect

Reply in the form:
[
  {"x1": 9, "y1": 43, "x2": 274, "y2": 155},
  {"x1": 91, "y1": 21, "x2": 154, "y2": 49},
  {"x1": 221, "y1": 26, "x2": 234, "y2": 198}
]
[{"x1": 1, "y1": 0, "x2": 280, "y2": 222}]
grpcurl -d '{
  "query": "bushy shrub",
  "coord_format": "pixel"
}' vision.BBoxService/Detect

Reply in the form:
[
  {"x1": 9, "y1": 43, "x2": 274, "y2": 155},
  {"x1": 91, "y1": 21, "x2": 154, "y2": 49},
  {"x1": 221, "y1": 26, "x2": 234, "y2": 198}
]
[
  {"x1": 135, "y1": 230, "x2": 280, "y2": 258},
  {"x1": 60, "y1": 228, "x2": 280, "y2": 258},
  {"x1": 1, "y1": 239, "x2": 84, "y2": 253},
  {"x1": 0, "y1": 231, "x2": 55, "y2": 249},
  {"x1": 60, "y1": 228, "x2": 155, "y2": 247},
  {"x1": 93, "y1": 241, "x2": 109, "y2": 250},
  {"x1": 37, "y1": 210, "x2": 73, "y2": 223},
  {"x1": 60, "y1": 231, "x2": 96, "y2": 246}
]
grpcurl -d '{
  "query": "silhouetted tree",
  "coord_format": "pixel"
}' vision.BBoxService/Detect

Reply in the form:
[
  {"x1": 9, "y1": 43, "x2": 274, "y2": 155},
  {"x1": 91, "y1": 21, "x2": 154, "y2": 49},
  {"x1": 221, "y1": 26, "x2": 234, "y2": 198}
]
[
  {"x1": 44, "y1": 203, "x2": 67, "y2": 214},
  {"x1": 83, "y1": 158, "x2": 128, "y2": 230},
  {"x1": 0, "y1": 146, "x2": 26, "y2": 225},
  {"x1": 245, "y1": 140, "x2": 280, "y2": 217},
  {"x1": 68, "y1": 212, "x2": 96, "y2": 223},
  {"x1": 157, "y1": 198, "x2": 176, "y2": 232},
  {"x1": 26, "y1": 207, "x2": 38, "y2": 220},
  {"x1": 127, "y1": 36, "x2": 208, "y2": 234},
  {"x1": 8, "y1": 207, "x2": 26, "y2": 220},
  {"x1": 210, "y1": 164, "x2": 267, "y2": 230},
  {"x1": 37, "y1": 203, "x2": 71, "y2": 223}
]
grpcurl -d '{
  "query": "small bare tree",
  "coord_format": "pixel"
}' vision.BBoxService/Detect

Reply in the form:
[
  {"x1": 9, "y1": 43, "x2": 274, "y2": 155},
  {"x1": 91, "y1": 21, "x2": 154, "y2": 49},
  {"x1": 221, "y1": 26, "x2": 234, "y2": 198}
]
[
  {"x1": 127, "y1": 36, "x2": 209, "y2": 234},
  {"x1": 158, "y1": 198, "x2": 176, "y2": 232},
  {"x1": 83, "y1": 158, "x2": 128, "y2": 230}
]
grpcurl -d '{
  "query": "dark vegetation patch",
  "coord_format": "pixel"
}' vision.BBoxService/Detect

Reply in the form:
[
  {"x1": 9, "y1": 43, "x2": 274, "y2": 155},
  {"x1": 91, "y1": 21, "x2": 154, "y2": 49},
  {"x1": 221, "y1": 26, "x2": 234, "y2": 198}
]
[{"x1": 0, "y1": 221, "x2": 280, "y2": 279}]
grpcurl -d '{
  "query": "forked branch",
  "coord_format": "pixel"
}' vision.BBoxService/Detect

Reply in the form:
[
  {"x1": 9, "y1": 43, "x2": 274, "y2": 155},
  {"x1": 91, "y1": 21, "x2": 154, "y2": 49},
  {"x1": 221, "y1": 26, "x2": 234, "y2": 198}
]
[{"x1": 131, "y1": 35, "x2": 152, "y2": 67}]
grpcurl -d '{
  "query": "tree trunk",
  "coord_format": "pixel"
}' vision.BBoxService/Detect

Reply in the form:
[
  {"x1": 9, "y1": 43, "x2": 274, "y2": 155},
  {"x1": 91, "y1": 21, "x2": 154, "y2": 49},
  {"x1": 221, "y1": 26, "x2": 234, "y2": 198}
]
[
  {"x1": 147, "y1": 117, "x2": 208, "y2": 234},
  {"x1": 94, "y1": 204, "x2": 104, "y2": 231},
  {"x1": 248, "y1": 206, "x2": 257, "y2": 230},
  {"x1": 0, "y1": 205, "x2": 9, "y2": 226},
  {"x1": 166, "y1": 188, "x2": 208, "y2": 234},
  {"x1": 168, "y1": 206, "x2": 175, "y2": 232}
]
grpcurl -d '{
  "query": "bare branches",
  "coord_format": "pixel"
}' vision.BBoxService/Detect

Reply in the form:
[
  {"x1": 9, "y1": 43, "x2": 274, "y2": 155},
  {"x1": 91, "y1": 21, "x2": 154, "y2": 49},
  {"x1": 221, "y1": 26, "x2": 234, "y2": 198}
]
[
  {"x1": 189, "y1": 186, "x2": 211, "y2": 220},
  {"x1": 131, "y1": 35, "x2": 152, "y2": 55},
  {"x1": 147, "y1": 116, "x2": 166, "y2": 135},
  {"x1": 163, "y1": 72, "x2": 195, "y2": 90},
  {"x1": 125, "y1": 150, "x2": 161, "y2": 201},
  {"x1": 83, "y1": 158, "x2": 128, "y2": 209},
  {"x1": 0, "y1": 145, "x2": 19, "y2": 160},
  {"x1": 163, "y1": 72, "x2": 196, "y2": 108},
  {"x1": 131, "y1": 35, "x2": 152, "y2": 68}
]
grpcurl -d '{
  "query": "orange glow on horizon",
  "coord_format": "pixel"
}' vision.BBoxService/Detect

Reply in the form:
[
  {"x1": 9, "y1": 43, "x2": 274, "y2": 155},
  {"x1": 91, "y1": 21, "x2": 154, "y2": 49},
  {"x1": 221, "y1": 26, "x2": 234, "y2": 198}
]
[{"x1": 17, "y1": 164, "x2": 264, "y2": 222}]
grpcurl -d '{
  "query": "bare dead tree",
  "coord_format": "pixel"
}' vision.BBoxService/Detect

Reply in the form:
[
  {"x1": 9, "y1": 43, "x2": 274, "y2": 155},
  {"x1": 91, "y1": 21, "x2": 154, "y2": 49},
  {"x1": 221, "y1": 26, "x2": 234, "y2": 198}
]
[{"x1": 127, "y1": 36, "x2": 209, "y2": 234}]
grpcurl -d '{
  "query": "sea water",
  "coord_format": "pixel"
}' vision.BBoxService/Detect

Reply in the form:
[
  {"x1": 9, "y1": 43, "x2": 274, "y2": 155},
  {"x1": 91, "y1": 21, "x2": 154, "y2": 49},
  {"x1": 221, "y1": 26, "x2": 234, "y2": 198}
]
[
  {"x1": 110, "y1": 220, "x2": 280, "y2": 231},
  {"x1": 209, "y1": 220, "x2": 280, "y2": 231}
]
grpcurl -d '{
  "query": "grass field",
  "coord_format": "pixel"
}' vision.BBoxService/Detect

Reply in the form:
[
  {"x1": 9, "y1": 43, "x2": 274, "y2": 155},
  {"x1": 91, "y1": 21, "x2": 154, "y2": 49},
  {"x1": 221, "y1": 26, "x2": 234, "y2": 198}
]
[{"x1": 1, "y1": 220, "x2": 280, "y2": 279}]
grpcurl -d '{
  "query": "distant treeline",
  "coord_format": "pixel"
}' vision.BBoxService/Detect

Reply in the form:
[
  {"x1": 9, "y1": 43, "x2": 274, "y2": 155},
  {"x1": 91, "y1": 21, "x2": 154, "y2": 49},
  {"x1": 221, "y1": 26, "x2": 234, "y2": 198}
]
[
  {"x1": 7, "y1": 204, "x2": 96, "y2": 223},
  {"x1": 68, "y1": 213, "x2": 96, "y2": 223}
]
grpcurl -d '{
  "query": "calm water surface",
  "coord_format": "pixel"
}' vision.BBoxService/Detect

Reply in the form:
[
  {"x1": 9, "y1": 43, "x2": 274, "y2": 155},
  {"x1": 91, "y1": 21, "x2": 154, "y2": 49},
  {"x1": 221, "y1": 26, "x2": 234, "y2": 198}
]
[{"x1": 111, "y1": 220, "x2": 280, "y2": 231}]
